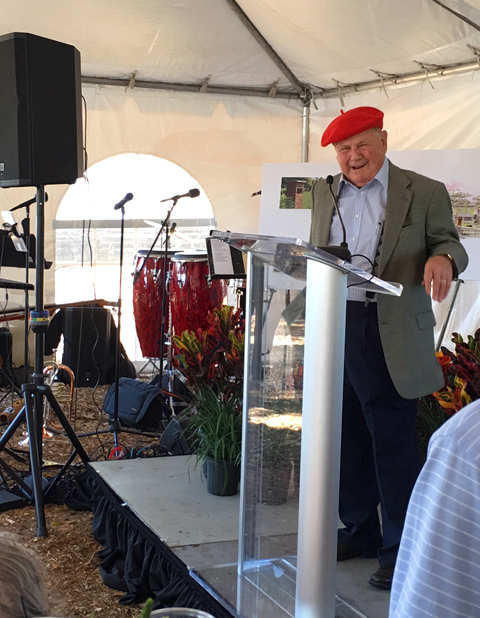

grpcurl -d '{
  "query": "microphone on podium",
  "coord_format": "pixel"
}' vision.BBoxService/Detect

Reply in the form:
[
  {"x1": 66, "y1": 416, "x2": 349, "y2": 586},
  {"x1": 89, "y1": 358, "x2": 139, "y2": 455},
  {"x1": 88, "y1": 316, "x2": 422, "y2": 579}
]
[{"x1": 318, "y1": 176, "x2": 351, "y2": 262}]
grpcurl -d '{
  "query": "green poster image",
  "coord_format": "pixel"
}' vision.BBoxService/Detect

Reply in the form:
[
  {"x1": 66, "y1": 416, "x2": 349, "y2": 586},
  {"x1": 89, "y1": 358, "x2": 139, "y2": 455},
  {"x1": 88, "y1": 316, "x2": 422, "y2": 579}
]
[{"x1": 279, "y1": 177, "x2": 315, "y2": 210}]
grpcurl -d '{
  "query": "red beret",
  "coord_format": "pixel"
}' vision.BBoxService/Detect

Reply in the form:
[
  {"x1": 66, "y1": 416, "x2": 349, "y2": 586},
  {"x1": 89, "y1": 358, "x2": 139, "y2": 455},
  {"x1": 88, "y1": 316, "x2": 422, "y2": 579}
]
[{"x1": 321, "y1": 106, "x2": 384, "y2": 147}]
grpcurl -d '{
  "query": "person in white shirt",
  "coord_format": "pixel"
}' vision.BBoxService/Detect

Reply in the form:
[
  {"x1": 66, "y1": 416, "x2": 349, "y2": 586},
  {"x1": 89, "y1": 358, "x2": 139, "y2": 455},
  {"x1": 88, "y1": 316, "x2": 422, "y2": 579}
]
[{"x1": 390, "y1": 398, "x2": 480, "y2": 617}]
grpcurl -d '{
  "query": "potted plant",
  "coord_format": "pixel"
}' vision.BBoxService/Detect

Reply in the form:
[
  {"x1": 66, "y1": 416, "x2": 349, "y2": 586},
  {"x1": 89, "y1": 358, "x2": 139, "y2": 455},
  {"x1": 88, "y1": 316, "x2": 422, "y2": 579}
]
[
  {"x1": 187, "y1": 384, "x2": 242, "y2": 495},
  {"x1": 249, "y1": 405, "x2": 302, "y2": 505},
  {"x1": 172, "y1": 305, "x2": 244, "y2": 496}
]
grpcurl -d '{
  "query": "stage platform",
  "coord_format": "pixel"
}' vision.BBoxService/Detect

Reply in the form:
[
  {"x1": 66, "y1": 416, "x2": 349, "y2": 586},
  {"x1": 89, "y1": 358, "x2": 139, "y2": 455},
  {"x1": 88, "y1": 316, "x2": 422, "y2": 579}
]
[{"x1": 90, "y1": 456, "x2": 391, "y2": 618}]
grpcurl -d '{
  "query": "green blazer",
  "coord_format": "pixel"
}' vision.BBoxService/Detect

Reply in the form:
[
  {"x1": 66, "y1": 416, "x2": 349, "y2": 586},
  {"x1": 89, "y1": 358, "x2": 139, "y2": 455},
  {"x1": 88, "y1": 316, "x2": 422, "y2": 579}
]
[{"x1": 310, "y1": 160, "x2": 468, "y2": 399}]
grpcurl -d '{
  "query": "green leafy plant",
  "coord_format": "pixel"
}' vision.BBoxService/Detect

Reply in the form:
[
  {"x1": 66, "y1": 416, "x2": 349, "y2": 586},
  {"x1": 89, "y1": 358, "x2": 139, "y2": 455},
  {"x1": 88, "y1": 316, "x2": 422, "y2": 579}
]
[
  {"x1": 261, "y1": 425, "x2": 300, "y2": 466},
  {"x1": 249, "y1": 410, "x2": 302, "y2": 467},
  {"x1": 187, "y1": 384, "x2": 242, "y2": 465},
  {"x1": 140, "y1": 598, "x2": 154, "y2": 618},
  {"x1": 416, "y1": 396, "x2": 450, "y2": 456},
  {"x1": 172, "y1": 306, "x2": 244, "y2": 477}
]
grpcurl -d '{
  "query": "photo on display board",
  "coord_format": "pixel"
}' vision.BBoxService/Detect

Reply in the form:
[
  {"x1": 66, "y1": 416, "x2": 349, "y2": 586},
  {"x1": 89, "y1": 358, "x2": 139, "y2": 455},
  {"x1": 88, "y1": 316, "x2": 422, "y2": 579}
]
[
  {"x1": 279, "y1": 177, "x2": 315, "y2": 210},
  {"x1": 259, "y1": 151, "x2": 480, "y2": 285},
  {"x1": 448, "y1": 187, "x2": 480, "y2": 237}
]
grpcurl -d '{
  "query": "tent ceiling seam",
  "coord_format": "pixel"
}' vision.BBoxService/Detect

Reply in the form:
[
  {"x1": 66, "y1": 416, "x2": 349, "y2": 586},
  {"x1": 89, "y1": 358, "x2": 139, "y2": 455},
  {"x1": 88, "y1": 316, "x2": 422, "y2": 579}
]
[
  {"x1": 430, "y1": 0, "x2": 480, "y2": 33},
  {"x1": 221, "y1": 0, "x2": 308, "y2": 99}
]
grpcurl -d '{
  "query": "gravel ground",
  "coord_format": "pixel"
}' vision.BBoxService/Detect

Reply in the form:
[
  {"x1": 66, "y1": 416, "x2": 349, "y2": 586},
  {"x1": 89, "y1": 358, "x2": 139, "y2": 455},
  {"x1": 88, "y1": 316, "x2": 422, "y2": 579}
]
[{"x1": 0, "y1": 383, "x2": 164, "y2": 618}]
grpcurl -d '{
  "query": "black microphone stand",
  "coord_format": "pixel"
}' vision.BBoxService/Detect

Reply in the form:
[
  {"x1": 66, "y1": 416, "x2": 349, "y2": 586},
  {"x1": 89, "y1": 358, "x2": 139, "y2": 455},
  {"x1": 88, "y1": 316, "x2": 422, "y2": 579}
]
[
  {"x1": 10, "y1": 198, "x2": 37, "y2": 384},
  {"x1": 133, "y1": 199, "x2": 179, "y2": 385},
  {"x1": 157, "y1": 205, "x2": 175, "y2": 386},
  {"x1": 318, "y1": 176, "x2": 352, "y2": 262},
  {"x1": 109, "y1": 194, "x2": 166, "y2": 441},
  {"x1": 8, "y1": 194, "x2": 47, "y2": 386},
  {"x1": 23, "y1": 205, "x2": 31, "y2": 385},
  {"x1": 110, "y1": 197, "x2": 129, "y2": 443}
]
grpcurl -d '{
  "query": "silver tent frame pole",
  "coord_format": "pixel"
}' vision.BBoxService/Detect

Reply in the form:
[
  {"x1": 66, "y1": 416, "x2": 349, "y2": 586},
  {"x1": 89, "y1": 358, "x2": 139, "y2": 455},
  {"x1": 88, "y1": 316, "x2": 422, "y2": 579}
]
[{"x1": 302, "y1": 103, "x2": 310, "y2": 163}]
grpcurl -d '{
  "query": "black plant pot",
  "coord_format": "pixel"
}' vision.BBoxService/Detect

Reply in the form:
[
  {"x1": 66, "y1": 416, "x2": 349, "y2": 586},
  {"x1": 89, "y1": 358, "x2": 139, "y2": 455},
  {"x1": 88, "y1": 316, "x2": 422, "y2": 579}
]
[{"x1": 205, "y1": 457, "x2": 240, "y2": 496}]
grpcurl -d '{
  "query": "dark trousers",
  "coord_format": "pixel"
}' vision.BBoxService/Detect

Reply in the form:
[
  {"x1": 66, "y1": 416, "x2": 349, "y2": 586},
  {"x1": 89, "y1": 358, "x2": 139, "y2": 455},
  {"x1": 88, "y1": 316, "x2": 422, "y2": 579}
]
[{"x1": 338, "y1": 301, "x2": 420, "y2": 566}]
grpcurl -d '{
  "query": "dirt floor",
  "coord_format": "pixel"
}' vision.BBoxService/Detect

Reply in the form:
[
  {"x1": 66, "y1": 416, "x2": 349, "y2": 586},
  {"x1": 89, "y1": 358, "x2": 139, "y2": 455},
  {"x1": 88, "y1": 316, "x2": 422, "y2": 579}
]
[{"x1": 0, "y1": 382, "x2": 165, "y2": 618}]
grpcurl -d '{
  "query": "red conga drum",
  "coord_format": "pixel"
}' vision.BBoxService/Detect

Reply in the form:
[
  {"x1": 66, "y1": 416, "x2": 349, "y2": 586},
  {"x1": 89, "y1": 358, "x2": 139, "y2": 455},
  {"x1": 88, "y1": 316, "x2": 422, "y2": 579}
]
[
  {"x1": 169, "y1": 252, "x2": 227, "y2": 338},
  {"x1": 132, "y1": 250, "x2": 177, "y2": 358}
]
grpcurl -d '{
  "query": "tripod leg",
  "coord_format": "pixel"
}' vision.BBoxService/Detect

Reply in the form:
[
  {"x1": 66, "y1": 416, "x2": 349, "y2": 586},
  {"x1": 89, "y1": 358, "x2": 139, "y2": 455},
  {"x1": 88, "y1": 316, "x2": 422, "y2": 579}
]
[
  {"x1": 40, "y1": 385, "x2": 90, "y2": 464},
  {"x1": 0, "y1": 456, "x2": 32, "y2": 495},
  {"x1": 23, "y1": 387, "x2": 48, "y2": 536},
  {"x1": 0, "y1": 407, "x2": 27, "y2": 449},
  {"x1": 44, "y1": 450, "x2": 77, "y2": 499},
  {"x1": 0, "y1": 406, "x2": 34, "y2": 499}
]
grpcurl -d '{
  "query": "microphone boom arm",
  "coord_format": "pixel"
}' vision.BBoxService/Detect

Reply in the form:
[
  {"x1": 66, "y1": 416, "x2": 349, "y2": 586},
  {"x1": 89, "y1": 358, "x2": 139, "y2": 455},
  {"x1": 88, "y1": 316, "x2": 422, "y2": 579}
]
[
  {"x1": 132, "y1": 197, "x2": 179, "y2": 285},
  {"x1": 320, "y1": 176, "x2": 352, "y2": 262}
]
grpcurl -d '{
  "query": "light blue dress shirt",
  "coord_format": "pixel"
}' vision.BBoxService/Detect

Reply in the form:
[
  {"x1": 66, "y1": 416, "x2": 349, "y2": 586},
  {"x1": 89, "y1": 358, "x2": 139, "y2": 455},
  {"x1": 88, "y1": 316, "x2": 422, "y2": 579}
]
[
  {"x1": 329, "y1": 158, "x2": 389, "y2": 301},
  {"x1": 390, "y1": 398, "x2": 480, "y2": 618}
]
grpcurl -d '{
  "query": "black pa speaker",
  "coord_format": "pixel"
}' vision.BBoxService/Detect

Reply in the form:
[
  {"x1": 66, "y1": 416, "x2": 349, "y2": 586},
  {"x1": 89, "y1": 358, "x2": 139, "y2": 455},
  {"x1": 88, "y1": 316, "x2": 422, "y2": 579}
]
[
  {"x1": 63, "y1": 307, "x2": 112, "y2": 387},
  {"x1": 159, "y1": 417, "x2": 192, "y2": 455},
  {"x1": 0, "y1": 32, "x2": 83, "y2": 187},
  {"x1": 0, "y1": 327, "x2": 15, "y2": 387}
]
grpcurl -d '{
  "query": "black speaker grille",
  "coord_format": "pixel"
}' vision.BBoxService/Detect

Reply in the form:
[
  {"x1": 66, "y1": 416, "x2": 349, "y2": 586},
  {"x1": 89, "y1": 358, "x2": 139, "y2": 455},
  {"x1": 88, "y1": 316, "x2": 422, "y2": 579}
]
[
  {"x1": 63, "y1": 307, "x2": 113, "y2": 387},
  {"x1": 14, "y1": 36, "x2": 31, "y2": 183},
  {"x1": 0, "y1": 36, "x2": 21, "y2": 184}
]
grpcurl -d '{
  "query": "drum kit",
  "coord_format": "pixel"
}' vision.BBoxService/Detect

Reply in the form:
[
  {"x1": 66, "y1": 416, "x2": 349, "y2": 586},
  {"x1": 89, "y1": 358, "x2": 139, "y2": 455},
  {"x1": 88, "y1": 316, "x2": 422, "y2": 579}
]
[{"x1": 132, "y1": 249, "x2": 229, "y2": 364}]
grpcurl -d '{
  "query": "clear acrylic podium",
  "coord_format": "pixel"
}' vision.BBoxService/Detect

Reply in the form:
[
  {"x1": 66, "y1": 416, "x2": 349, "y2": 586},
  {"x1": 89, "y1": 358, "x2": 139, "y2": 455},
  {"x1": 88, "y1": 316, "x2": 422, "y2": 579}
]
[{"x1": 192, "y1": 232, "x2": 402, "y2": 618}]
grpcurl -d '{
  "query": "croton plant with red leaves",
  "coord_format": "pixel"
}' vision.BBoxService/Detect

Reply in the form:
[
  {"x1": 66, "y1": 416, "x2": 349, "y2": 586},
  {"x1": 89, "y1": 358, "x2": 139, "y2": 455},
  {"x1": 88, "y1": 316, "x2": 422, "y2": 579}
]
[
  {"x1": 435, "y1": 330, "x2": 480, "y2": 408},
  {"x1": 417, "y1": 329, "x2": 480, "y2": 454},
  {"x1": 172, "y1": 305, "x2": 245, "y2": 405}
]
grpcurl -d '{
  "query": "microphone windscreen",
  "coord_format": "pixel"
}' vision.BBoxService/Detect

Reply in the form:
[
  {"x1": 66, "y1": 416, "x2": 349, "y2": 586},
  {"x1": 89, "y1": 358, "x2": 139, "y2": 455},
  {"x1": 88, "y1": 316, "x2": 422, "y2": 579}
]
[
  {"x1": 125, "y1": 192, "x2": 134, "y2": 201},
  {"x1": 189, "y1": 188, "x2": 200, "y2": 198},
  {"x1": 326, "y1": 175, "x2": 334, "y2": 185}
]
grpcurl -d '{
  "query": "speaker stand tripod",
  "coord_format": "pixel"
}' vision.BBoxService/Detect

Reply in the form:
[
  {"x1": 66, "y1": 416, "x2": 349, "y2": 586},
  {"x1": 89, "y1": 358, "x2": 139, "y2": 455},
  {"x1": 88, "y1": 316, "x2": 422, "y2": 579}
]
[{"x1": 0, "y1": 186, "x2": 90, "y2": 536}]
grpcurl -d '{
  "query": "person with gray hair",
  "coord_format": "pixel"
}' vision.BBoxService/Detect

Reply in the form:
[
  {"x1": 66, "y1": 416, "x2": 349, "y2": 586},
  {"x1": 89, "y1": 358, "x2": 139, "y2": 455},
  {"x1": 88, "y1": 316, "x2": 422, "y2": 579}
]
[{"x1": 0, "y1": 531, "x2": 50, "y2": 618}]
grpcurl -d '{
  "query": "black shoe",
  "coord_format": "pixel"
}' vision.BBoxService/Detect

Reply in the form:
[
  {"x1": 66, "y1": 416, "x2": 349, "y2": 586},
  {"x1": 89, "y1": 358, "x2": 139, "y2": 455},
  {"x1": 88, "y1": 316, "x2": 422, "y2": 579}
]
[
  {"x1": 369, "y1": 564, "x2": 395, "y2": 590},
  {"x1": 337, "y1": 543, "x2": 378, "y2": 561}
]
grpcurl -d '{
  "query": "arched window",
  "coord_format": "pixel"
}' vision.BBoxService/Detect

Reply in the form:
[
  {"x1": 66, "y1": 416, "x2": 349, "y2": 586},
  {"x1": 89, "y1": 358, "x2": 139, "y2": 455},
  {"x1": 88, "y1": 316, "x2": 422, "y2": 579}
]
[{"x1": 54, "y1": 153, "x2": 216, "y2": 362}]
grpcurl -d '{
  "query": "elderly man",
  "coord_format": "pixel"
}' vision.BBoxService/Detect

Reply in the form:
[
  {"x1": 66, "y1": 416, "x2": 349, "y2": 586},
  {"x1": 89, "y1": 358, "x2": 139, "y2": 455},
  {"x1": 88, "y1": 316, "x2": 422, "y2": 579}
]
[{"x1": 310, "y1": 106, "x2": 468, "y2": 589}]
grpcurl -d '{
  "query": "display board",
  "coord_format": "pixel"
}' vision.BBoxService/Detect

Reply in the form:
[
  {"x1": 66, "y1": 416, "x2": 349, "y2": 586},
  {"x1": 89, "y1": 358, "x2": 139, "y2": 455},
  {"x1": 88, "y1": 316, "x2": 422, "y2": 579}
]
[{"x1": 258, "y1": 148, "x2": 480, "y2": 281}]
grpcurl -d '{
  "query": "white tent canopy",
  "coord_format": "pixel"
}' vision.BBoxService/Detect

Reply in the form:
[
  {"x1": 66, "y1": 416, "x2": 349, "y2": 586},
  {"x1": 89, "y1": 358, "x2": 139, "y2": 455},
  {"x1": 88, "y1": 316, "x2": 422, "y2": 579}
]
[
  {"x1": 2, "y1": 0, "x2": 480, "y2": 97},
  {"x1": 0, "y1": 0, "x2": 479, "y2": 341}
]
